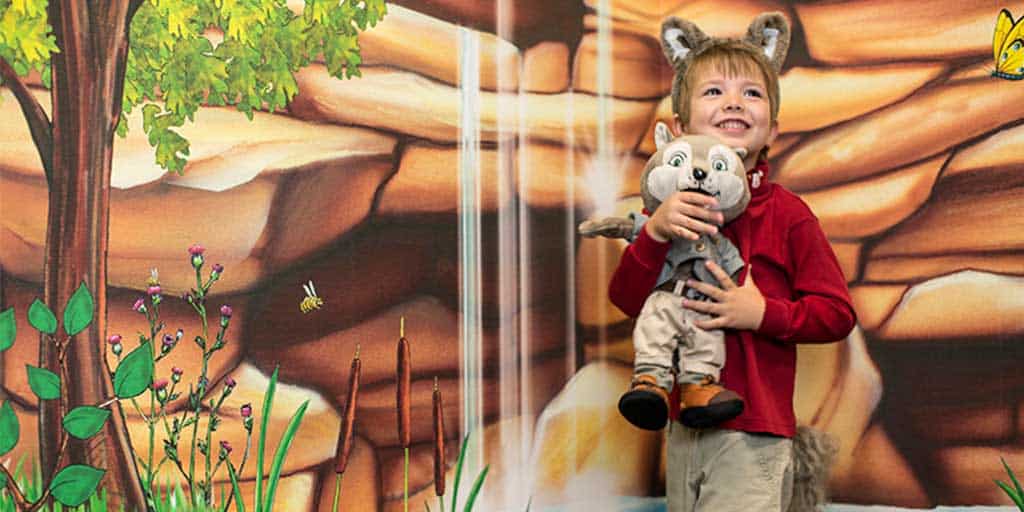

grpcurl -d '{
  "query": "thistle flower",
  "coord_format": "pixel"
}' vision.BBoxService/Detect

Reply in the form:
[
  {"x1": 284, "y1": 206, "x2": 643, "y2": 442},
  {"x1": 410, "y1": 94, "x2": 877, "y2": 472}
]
[
  {"x1": 219, "y1": 440, "x2": 232, "y2": 459},
  {"x1": 162, "y1": 333, "x2": 175, "y2": 353},
  {"x1": 241, "y1": 402, "x2": 254, "y2": 432},
  {"x1": 189, "y1": 244, "x2": 205, "y2": 268},
  {"x1": 219, "y1": 304, "x2": 232, "y2": 328},
  {"x1": 171, "y1": 367, "x2": 184, "y2": 383},
  {"x1": 397, "y1": 321, "x2": 410, "y2": 449},
  {"x1": 334, "y1": 346, "x2": 361, "y2": 474},
  {"x1": 108, "y1": 334, "x2": 123, "y2": 356},
  {"x1": 432, "y1": 377, "x2": 446, "y2": 498},
  {"x1": 132, "y1": 298, "x2": 147, "y2": 314},
  {"x1": 211, "y1": 263, "x2": 224, "y2": 280},
  {"x1": 152, "y1": 378, "x2": 169, "y2": 402},
  {"x1": 225, "y1": 376, "x2": 236, "y2": 389}
]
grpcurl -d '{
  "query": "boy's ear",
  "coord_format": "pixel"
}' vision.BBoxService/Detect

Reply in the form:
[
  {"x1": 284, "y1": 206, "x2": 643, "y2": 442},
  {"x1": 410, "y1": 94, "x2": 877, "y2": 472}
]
[
  {"x1": 744, "y1": 12, "x2": 791, "y2": 73},
  {"x1": 654, "y1": 122, "x2": 673, "y2": 151},
  {"x1": 661, "y1": 17, "x2": 709, "y2": 71},
  {"x1": 672, "y1": 116, "x2": 685, "y2": 136}
]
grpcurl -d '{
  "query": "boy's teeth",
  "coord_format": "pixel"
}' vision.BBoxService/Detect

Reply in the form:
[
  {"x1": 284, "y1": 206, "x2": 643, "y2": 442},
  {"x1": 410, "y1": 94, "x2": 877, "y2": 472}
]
[{"x1": 718, "y1": 121, "x2": 747, "y2": 129}]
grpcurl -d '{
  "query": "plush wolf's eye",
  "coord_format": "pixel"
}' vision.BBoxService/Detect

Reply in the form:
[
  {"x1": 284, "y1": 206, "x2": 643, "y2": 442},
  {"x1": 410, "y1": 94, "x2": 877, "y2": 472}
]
[
  {"x1": 668, "y1": 153, "x2": 686, "y2": 167},
  {"x1": 711, "y1": 158, "x2": 728, "y2": 172}
]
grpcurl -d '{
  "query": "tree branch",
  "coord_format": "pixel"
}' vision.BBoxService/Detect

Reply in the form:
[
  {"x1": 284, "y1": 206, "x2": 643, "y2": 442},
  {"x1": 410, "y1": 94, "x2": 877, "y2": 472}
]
[
  {"x1": 0, "y1": 460, "x2": 29, "y2": 511},
  {"x1": 0, "y1": 56, "x2": 54, "y2": 185}
]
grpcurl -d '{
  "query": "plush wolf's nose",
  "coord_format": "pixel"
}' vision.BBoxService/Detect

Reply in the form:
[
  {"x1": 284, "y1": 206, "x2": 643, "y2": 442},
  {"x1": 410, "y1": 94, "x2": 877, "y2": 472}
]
[{"x1": 693, "y1": 168, "x2": 707, "y2": 181}]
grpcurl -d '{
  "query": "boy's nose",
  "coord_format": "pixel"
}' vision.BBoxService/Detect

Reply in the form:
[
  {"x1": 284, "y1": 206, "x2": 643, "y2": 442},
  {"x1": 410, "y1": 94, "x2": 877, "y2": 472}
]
[{"x1": 723, "y1": 102, "x2": 743, "y2": 112}]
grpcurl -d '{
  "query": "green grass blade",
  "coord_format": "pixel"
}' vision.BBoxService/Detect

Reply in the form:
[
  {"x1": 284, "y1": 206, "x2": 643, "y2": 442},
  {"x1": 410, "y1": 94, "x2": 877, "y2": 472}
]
[
  {"x1": 449, "y1": 434, "x2": 470, "y2": 512},
  {"x1": 461, "y1": 465, "x2": 489, "y2": 512},
  {"x1": 261, "y1": 399, "x2": 310, "y2": 511},
  {"x1": 996, "y1": 480, "x2": 1024, "y2": 510},
  {"x1": 256, "y1": 366, "x2": 280, "y2": 512},
  {"x1": 1003, "y1": 457, "x2": 1024, "y2": 496},
  {"x1": 228, "y1": 463, "x2": 247, "y2": 512}
]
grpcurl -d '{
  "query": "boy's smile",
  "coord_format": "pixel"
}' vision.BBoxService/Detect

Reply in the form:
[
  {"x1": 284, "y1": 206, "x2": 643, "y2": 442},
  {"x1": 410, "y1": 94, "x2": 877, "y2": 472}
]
[{"x1": 678, "y1": 71, "x2": 777, "y2": 169}]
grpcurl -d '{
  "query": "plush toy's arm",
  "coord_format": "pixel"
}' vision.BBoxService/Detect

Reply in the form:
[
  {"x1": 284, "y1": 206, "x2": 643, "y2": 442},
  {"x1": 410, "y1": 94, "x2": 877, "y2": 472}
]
[{"x1": 578, "y1": 212, "x2": 647, "y2": 242}]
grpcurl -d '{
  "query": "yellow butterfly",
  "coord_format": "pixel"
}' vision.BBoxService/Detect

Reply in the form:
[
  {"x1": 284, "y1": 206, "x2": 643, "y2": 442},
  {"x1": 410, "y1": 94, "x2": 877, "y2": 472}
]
[{"x1": 993, "y1": 8, "x2": 1024, "y2": 80}]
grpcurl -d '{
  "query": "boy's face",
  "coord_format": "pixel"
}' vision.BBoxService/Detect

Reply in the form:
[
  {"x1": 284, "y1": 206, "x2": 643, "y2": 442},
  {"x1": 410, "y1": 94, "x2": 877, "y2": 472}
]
[{"x1": 675, "y1": 68, "x2": 778, "y2": 169}]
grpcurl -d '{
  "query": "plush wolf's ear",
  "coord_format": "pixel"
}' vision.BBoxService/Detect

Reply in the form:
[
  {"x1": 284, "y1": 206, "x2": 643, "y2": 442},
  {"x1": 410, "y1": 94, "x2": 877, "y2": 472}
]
[
  {"x1": 654, "y1": 122, "x2": 673, "y2": 151},
  {"x1": 744, "y1": 12, "x2": 791, "y2": 73},
  {"x1": 732, "y1": 147, "x2": 749, "y2": 160},
  {"x1": 661, "y1": 17, "x2": 710, "y2": 72}
]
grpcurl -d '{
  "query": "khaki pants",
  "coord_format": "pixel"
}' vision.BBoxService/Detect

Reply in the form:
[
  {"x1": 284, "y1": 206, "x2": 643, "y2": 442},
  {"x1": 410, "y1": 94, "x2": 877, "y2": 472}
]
[
  {"x1": 633, "y1": 290, "x2": 725, "y2": 391},
  {"x1": 666, "y1": 423, "x2": 793, "y2": 512}
]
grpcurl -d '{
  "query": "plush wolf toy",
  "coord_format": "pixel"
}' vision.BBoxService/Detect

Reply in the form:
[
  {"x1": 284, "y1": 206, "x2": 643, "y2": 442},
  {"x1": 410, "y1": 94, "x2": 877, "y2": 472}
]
[{"x1": 581, "y1": 127, "x2": 750, "y2": 433}]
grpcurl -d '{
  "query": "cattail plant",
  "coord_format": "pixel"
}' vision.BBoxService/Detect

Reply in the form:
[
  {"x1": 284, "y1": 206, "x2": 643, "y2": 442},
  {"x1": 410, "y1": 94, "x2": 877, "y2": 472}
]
[
  {"x1": 397, "y1": 317, "x2": 411, "y2": 512},
  {"x1": 332, "y1": 345, "x2": 361, "y2": 512},
  {"x1": 433, "y1": 377, "x2": 446, "y2": 512}
]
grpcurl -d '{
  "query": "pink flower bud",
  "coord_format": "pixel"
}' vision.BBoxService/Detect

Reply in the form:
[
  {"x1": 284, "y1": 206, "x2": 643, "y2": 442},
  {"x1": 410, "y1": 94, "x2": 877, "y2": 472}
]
[
  {"x1": 188, "y1": 244, "x2": 205, "y2": 256},
  {"x1": 107, "y1": 334, "x2": 122, "y2": 345},
  {"x1": 212, "y1": 263, "x2": 224, "y2": 274},
  {"x1": 225, "y1": 376, "x2": 236, "y2": 388},
  {"x1": 152, "y1": 378, "x2": 169, "y2": 391},
  {"x1": 240, "y1": 403, "x2": 253, "y2": 418},
  {"x1": 132, "y1": 298, "x2": 146, "y2": 313},
  {"x1": 172, "y1": 367, "x2": 183, "y2": 376},
  {"x1": 220, "y1": 305, "x2": 233, "y2": 318},
  {"x1": 147, "y1": 285, "x2": 162, "y2": 296}
]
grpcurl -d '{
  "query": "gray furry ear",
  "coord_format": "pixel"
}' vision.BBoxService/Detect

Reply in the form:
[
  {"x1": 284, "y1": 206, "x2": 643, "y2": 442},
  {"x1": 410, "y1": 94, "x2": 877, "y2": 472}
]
[
  {"x1": 661, "y1": 17, "x2": 709, "y2": 71},
  {"x1": 732, "y1": 147, "x2": 748, "y2": 159},
  {"x1": 654, "y1": 122, "x2": 673, "y2": 151},
  {"x1": 745, "y1": 12, "x2": 791, "y2": 73}
]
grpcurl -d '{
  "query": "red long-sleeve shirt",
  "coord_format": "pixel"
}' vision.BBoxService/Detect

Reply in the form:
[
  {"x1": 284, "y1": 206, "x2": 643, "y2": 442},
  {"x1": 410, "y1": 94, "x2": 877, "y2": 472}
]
[{"x1": 608, "y1": 161, "x2": 856, "y2": 437}]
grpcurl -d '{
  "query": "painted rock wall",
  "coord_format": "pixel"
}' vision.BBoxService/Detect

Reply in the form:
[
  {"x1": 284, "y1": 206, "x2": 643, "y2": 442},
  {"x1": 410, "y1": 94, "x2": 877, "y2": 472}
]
[{"x1": 1, "y1": 0, "x2": 1023, "y2": 509}]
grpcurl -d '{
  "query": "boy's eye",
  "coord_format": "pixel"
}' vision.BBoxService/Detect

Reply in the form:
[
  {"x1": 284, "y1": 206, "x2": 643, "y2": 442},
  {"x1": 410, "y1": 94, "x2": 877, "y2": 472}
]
[
  {"x1": 744, "y1": 88, "x2": 763, "y2": 98},
  {"x1": 711, "y1": 158, "x2": 728, "y2": 172},
  {"x1": 702, "y1": 87, "x2": 721, "y2": 96},
  {"x1": 668, "y1": 153, "x2": 686, "y2": 167}
]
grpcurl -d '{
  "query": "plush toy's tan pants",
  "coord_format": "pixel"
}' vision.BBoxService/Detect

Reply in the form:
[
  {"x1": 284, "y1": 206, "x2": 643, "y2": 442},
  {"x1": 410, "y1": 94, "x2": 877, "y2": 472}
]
[{"x1": 633, "y1": 289, "x2": 725, "y2": 390}]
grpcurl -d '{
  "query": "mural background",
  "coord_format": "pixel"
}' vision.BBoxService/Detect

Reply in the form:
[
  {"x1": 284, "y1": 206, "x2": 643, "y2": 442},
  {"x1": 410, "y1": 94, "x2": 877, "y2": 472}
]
[{"x1": 1, "y1": 0, "x2": 1023, "y2": 509}]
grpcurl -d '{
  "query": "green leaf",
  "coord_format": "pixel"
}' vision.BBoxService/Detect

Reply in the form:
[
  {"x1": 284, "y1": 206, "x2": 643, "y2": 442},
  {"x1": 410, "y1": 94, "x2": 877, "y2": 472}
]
[
  {"x1": 27, "y1": 299, "x2": 56, "y2": 334},
  {"x1": 63, "y1": 281, "x2": 94, "y2": 336},
  {"x1": 0, "y1": 401, "x2": 20, "y2": 456},
  {"x1": 0, "y1": 307, "x2": 15, "y2": 351},
  {"x1": 450, "y1": 433, "x2": 470, "y2": 512},
  {"x1": 255, "y1": 365, "x2": 279, "y2": 512},
  {"x1": 1003, "y1": 457, "x2": 1024, "y2": 497},
  {"x1": 26, "y1": 364, "x2": 61, "y2": 400},
  {"x1": 49, "y1": 464, "x2": 105, "y2": 507},
  {"x1": 227, "y1": 463, "x2": 247, "y2": 512},
  {"x1": 62, "y1": 406, "x2": 111, "y2": 440},
  {"x1": 996, "y1": 480, "x2": 1024, "y2": 509},
  {"x1": 462, "y1": 465, "x2": 489, "y2": 512},
  {"x1": 113, "y1": 341, "x2": 154, "y2": 399},
  {"x1": 262, "y1": 399, "x2": 309, "y2": 511}
]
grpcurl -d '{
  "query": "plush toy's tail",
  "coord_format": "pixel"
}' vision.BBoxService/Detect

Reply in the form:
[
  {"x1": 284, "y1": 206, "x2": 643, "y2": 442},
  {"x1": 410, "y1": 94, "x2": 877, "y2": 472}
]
[{"x1": 788, "y1": 425, "x2": 839, "y2": 512}]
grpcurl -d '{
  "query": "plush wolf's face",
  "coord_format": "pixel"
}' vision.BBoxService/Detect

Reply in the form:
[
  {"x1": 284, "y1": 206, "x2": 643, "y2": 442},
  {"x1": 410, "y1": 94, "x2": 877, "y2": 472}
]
[{"x1": 640, "y1": 123, "x2": 750, "y2": 224}]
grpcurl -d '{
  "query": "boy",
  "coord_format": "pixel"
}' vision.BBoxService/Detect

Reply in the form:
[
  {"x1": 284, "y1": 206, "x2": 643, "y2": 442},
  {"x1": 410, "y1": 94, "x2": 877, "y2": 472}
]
[{"x1": 607, "y1": 13, "x2": 856, "y2": 511}]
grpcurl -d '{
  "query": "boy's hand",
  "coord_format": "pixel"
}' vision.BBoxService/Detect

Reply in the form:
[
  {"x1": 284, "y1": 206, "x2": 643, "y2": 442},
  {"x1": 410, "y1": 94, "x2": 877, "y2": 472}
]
[
  {"x1": 682, "y1": 262, "x2": 765, "y2": 331},
  {"x1": 644, "y1": 191, "x2": 724, "y2": 242}
]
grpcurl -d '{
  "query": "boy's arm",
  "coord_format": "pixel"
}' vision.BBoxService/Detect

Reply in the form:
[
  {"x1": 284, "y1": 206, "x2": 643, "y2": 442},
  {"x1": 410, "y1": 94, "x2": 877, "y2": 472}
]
[
  {"x1": 756, "y1": 218, "x2": 857, "y2": 344},
  {"x1": 608, "y1": 225, "x2": 671, "y2": 318}
]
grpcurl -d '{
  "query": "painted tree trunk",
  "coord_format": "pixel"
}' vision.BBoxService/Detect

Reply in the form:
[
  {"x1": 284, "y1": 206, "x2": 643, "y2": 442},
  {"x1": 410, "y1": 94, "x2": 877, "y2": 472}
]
[{"x1": 40, "y1": 1, "x2": 148, "y2": 510}]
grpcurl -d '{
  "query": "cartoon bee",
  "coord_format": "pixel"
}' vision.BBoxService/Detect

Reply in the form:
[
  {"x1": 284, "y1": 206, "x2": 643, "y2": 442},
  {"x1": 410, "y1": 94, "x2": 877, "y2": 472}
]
[
  {"x1": 300, "y1": 280, "x2": 324, "y2": 314},
  {"x1": 993, "y1": 9, "x2": 1024, "y2": 80}
]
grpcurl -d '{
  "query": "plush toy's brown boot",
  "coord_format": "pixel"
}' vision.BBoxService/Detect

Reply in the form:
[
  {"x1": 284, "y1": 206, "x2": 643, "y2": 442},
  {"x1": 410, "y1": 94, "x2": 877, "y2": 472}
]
[
  {"x1": 678, "y1": 376, "x2": 744, "y2": 429},
  {"x1": 618, "y1": 374, "x2": 671, "y2": 431}
]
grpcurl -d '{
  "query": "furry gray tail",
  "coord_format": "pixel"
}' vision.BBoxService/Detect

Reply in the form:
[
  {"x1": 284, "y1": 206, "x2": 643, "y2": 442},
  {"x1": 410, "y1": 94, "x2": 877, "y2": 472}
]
[{"x1": 788, "y1": 425, "x2": 839, "y2": 512}]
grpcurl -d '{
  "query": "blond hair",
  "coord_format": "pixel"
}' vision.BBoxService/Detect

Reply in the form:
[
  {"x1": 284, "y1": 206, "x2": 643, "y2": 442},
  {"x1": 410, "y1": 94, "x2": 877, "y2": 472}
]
[{"x1": 671, "y1": 40, "x2": 781, "y2": 129}]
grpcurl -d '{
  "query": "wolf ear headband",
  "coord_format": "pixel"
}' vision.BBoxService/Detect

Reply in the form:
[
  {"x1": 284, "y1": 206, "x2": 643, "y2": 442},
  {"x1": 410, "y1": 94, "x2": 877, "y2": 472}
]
[
  {"x1": 660, "y1": 12, "x2": 791, "y2": 74},
  {"x1": 660, "y1": 13, "x2": 791, "y2": 120}
]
